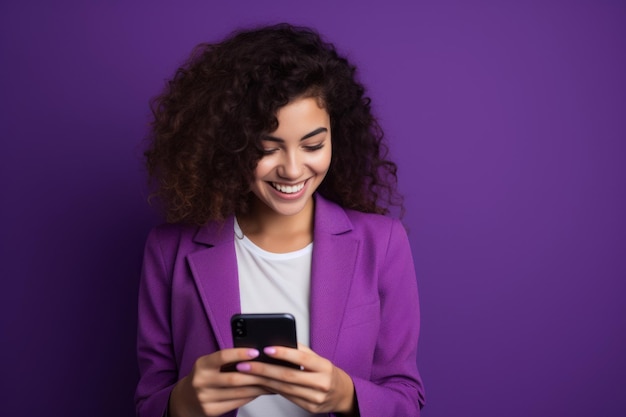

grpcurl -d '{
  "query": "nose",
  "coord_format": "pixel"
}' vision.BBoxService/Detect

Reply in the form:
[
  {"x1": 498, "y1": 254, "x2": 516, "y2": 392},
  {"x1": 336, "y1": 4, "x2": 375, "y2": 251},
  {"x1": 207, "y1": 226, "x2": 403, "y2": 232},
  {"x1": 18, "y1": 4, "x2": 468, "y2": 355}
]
[{"x1": 277, "y1": 150, "x2": 303, "y2": 180}]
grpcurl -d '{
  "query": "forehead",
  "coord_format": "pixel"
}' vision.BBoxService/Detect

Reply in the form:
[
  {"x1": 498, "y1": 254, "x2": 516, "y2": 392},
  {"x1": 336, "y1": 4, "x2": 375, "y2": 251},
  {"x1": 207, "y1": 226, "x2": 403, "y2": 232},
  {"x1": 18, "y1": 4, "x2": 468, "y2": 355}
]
[{"x1": 273, "y1": 97, "x2": 329, "y2": 128}]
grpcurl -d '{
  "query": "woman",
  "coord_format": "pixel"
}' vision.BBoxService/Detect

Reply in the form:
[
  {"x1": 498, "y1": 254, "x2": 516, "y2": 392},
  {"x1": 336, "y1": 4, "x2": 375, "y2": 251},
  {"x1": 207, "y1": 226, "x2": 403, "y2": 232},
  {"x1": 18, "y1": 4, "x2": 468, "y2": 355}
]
[{"x1": 136, "y1": 23, "x2": 425, "y2": 417}]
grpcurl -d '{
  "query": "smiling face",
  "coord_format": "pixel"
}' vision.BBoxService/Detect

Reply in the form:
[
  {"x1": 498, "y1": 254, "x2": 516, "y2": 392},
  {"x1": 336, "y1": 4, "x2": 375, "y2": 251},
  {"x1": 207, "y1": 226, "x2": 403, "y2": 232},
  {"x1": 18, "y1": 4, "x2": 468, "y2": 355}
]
[{"x1": 249, "y1": 96, "x2": 332, "y2": 221}]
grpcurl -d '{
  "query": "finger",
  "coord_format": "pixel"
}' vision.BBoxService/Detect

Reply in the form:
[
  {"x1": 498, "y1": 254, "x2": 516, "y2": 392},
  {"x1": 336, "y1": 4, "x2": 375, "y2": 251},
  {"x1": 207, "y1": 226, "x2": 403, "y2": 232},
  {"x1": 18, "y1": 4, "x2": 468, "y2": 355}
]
[
  {"x1": 235, "y1": 360, "x2": 331, "y2": 394},
  {"x1": 280, "y1": 393, "x2": 329, "y2": 414},
  {"x1": 197, "y1": 395, "x2": 266, "y2": 417},
  {"x1": 234, "y1": 358, "x2": 304, "y2": 385},
  {"x1": 263, "y1": 346, "x2": 327, "y2": 372},
  {"x1": 297, "y1": 343, "x2": 314, "y2": 353},
  {"x1": 259, "y1": 367, "x2": 355, "y2": 414},
  {"x1": 197, "y1": 385, "x2": 270, "y2": 402},
  {"x1": 197, "y1": 347, "x2": 260, "y2": 369},
  {"x1": 195, "y1": 364, "x2": 270, "y2": 389},
  {"x1": 192, "y1": 349, "x2": 270, "y2": 390},
  {"x1": 246, "y1": 375, "x2": 334, "y2": 410}
]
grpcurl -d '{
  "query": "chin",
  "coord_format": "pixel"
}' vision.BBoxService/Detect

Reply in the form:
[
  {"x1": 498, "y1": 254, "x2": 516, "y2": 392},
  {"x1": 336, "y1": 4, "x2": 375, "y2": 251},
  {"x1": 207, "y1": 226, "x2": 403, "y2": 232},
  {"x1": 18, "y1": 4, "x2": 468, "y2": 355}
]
[{"x1": 268, "y1": 200, "x2": 310, "y2": 217}]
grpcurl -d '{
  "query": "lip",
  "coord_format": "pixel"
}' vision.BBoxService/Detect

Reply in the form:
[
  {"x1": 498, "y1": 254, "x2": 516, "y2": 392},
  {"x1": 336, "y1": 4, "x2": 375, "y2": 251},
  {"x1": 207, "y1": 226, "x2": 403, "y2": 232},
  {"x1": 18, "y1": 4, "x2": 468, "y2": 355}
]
[{"x1": 267, "y1": 179, "x2": 308, "y2": 200}]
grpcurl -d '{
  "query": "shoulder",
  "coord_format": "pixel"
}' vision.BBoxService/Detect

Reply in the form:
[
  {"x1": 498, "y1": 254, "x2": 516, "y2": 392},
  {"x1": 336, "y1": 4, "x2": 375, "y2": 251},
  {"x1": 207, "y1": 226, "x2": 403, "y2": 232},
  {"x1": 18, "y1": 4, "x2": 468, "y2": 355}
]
[
  {"x1": 345, "y1": 208, "x2": 399, "y2": 231},
  {"x1": 145, "y1": 216, "x2": 234, "y2": 253},
  {"x1": 315, "y1": 194, "x2": 407, "y2": 248},
  {"x1": 345, "y1": 208, "x2": 408, "y2": 252},
  {"x1": 146, "y1": 222, "x2": 197, "y2": 248}
]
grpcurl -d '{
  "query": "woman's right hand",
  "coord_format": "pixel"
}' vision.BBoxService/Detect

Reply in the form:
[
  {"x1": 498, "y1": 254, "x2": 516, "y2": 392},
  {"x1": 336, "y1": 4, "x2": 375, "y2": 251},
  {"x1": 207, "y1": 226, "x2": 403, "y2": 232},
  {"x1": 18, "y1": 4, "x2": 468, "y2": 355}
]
[{"x1": 168, "y1": 348, "x2": 270, "y2": 417}]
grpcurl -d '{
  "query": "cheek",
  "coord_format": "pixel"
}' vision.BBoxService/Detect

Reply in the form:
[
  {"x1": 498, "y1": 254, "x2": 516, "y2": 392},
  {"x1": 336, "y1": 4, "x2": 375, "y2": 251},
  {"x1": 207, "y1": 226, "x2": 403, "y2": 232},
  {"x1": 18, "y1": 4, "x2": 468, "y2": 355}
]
[
  {"x1": 253, "y1": 159, "x2": 273, "y2": 180},
  {"x1": 315, "y1": 149, "x2": 332, "y2": 173}
]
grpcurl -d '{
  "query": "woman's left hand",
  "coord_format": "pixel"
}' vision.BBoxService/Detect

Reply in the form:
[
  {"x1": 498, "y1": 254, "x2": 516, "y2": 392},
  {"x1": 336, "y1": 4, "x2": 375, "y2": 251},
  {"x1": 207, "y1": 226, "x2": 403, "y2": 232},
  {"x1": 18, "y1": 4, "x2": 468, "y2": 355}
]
[{"x1": 235, "y1": 343, "x2": 357, "y2": 415}]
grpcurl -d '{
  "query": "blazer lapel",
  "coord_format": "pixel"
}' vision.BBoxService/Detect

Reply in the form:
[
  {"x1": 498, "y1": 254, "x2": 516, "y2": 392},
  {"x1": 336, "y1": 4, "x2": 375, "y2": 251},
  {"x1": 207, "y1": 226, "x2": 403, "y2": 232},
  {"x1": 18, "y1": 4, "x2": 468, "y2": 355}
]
[
  {"x1": 309, "y1": 196, "x2": 359, "y2": 360},
  {"x1": 187, "y1": 217, "x2": 240, "y2": 350},
  {"x1": 183, "y1": 196, "x2": 359, "y2": 358}
]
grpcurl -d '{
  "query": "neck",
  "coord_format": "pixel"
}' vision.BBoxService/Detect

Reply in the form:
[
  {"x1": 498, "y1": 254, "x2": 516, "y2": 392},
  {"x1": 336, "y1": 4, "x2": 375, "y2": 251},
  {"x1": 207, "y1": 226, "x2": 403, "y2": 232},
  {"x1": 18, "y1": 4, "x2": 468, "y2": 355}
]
[{"x1": 237, "y1": 196, "x2": 315, "y2": 252}]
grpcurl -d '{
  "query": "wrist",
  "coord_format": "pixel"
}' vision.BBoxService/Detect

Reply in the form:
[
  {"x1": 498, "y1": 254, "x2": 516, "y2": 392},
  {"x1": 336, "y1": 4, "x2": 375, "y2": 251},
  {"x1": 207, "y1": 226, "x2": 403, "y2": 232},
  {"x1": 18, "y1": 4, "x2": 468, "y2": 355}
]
[
  {"x1": 335, "y1": 369, "x2": 358, "y2": 416},
  {"x1": 168, "y1": 375, "x2": 195, "y2": 417}
]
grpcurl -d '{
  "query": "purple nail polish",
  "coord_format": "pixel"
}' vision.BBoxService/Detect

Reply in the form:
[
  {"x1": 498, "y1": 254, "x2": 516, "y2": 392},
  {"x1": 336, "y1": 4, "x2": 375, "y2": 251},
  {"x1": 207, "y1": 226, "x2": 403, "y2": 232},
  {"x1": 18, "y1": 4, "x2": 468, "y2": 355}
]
[
  {"x1": 236, "y1": 362, "x2": 252, "y2": 372},
  {"x1": 264, "y1": 347, "x2": 276, "y2": 355},
  {"x1": 247, "y1": 349, "x2": 260, "y2": 358}
]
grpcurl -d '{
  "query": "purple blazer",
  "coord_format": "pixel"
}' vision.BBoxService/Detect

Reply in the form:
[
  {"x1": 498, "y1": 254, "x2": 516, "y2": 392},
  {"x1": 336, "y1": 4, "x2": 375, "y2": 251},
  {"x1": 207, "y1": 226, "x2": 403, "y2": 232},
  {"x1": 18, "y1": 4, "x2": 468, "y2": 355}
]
[{"x1": 135, "y1": 195, "x2": 425, "y2": 417}]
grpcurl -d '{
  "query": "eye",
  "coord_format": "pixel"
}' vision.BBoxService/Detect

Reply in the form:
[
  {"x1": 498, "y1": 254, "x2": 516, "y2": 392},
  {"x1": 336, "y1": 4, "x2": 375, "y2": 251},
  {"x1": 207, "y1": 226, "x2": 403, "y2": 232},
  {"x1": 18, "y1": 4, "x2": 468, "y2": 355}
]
[
  {"x1": 260, "y1": 141, "x2": 280, "y2": 155},
  {"x1": 303, "y1": 143, "x2": 325, "y2": 152}
]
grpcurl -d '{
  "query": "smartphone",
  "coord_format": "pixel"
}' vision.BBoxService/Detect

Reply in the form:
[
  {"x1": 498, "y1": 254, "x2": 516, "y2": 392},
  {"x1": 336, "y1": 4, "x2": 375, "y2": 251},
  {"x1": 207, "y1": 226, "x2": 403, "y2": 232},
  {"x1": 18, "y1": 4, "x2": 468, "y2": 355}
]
[{"x1": 223, "y1": 313, "x2": 300, "y2": 371}]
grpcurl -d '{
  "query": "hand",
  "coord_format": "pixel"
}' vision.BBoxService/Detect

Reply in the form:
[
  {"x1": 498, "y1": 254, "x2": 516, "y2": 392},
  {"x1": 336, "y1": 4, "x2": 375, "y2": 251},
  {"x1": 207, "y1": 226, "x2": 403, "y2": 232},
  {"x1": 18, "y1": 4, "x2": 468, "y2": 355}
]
[
  {"x1": 235, "y1": 344, "x2": 357, "y2": 415},
  {"x1": 169, "y1": 348, "x2": 272, "y2": 417}
]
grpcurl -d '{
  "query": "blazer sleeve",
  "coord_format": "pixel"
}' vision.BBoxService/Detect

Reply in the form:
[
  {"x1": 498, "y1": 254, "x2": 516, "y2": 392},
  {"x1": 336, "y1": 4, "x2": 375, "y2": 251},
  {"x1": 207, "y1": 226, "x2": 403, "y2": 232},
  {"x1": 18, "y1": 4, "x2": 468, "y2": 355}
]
[
  {"x1": 346, "y1": 219, "x2": 425, "y2": 417},
  {"x1": 135, "y1": 227, "x2": 178, "y2": 417}
]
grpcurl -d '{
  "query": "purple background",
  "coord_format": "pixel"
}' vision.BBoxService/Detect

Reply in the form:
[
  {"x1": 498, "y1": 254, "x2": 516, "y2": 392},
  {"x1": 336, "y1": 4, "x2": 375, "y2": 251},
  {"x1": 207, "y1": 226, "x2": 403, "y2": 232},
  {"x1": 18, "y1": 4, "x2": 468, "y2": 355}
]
[{"x1": 1, "y1": 1, "x2": 624, "y2": 416}]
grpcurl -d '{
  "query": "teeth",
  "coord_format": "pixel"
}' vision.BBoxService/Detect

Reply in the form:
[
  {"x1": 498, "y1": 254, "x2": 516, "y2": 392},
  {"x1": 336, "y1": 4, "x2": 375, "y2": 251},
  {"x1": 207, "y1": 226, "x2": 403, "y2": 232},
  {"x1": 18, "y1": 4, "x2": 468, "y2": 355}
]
[{"x1": 272, "y1": 182, "x2": 305, "y2": 194}]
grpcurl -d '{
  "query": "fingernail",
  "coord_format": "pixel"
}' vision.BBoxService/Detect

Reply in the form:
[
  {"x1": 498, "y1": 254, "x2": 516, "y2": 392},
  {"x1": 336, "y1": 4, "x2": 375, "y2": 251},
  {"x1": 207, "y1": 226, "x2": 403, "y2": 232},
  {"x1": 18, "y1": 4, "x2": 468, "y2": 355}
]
[
  {"x1": 236, "y1": 362, "x2": 252, "y2": 372},
  {"x1": 264, "y1": 347, "x2": 276, "y2": 355},
  {"x1": 247, "y1": 349, "x2": 259, "y2": 358}
]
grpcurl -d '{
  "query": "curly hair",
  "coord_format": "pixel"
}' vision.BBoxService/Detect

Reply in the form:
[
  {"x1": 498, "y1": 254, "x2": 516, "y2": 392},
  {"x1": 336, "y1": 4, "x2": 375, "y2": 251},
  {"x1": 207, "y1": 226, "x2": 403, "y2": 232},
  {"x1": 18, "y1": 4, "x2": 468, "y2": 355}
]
[{"x1": 145, "y1": 23, "x2": 402, "y2": 224}]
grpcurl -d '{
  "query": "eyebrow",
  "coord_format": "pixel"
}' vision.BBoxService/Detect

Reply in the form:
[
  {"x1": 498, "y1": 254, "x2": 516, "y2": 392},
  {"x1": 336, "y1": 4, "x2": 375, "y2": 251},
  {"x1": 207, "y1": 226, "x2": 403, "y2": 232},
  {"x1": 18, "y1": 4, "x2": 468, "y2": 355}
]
[{"x1": 264, "y1": 127, "x2": 328, "y2": 143}]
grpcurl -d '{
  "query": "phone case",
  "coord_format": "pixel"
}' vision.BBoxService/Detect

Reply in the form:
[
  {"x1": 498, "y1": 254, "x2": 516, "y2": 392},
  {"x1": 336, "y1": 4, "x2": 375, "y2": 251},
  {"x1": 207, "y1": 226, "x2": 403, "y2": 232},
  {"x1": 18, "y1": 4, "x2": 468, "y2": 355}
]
[{"x1": 222, "y1": 313, "x2": 300, "y2": 371}]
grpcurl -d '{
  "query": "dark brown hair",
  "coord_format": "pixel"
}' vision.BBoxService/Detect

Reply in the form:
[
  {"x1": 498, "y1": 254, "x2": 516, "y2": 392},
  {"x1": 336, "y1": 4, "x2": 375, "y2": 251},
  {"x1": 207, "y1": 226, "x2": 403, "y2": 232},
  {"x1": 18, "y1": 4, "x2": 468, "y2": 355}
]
[{"x1": 145, "y1": 23, "x2": 402, "y2": 224}]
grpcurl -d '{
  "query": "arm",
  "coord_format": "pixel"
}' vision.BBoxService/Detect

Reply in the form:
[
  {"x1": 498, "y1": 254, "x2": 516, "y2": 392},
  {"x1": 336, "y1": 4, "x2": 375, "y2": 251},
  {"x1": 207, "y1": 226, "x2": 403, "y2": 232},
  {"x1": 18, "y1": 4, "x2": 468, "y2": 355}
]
[
  {"x1": 135, "y1": 227, "x2": 273, "y2": 417},
  {"x1": 235, "y1": 219, "x2": 424, "y2": 416},
  {"x1": 135, "y1": 227, "x2": 179, "y2": 417},
  {"x1": 349, "y1": 219, "x2": 425, "y2": 417},
  {"x1": 234, "y1": 344, "x2": 357, "y2": 415}
]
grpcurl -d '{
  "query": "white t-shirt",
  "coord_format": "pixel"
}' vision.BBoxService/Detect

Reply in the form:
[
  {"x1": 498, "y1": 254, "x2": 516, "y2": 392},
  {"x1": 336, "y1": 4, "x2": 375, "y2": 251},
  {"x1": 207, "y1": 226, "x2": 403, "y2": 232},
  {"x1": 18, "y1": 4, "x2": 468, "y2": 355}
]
[{"x1": 234, "y1": 219, "x2": 314, "y2": 417}]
